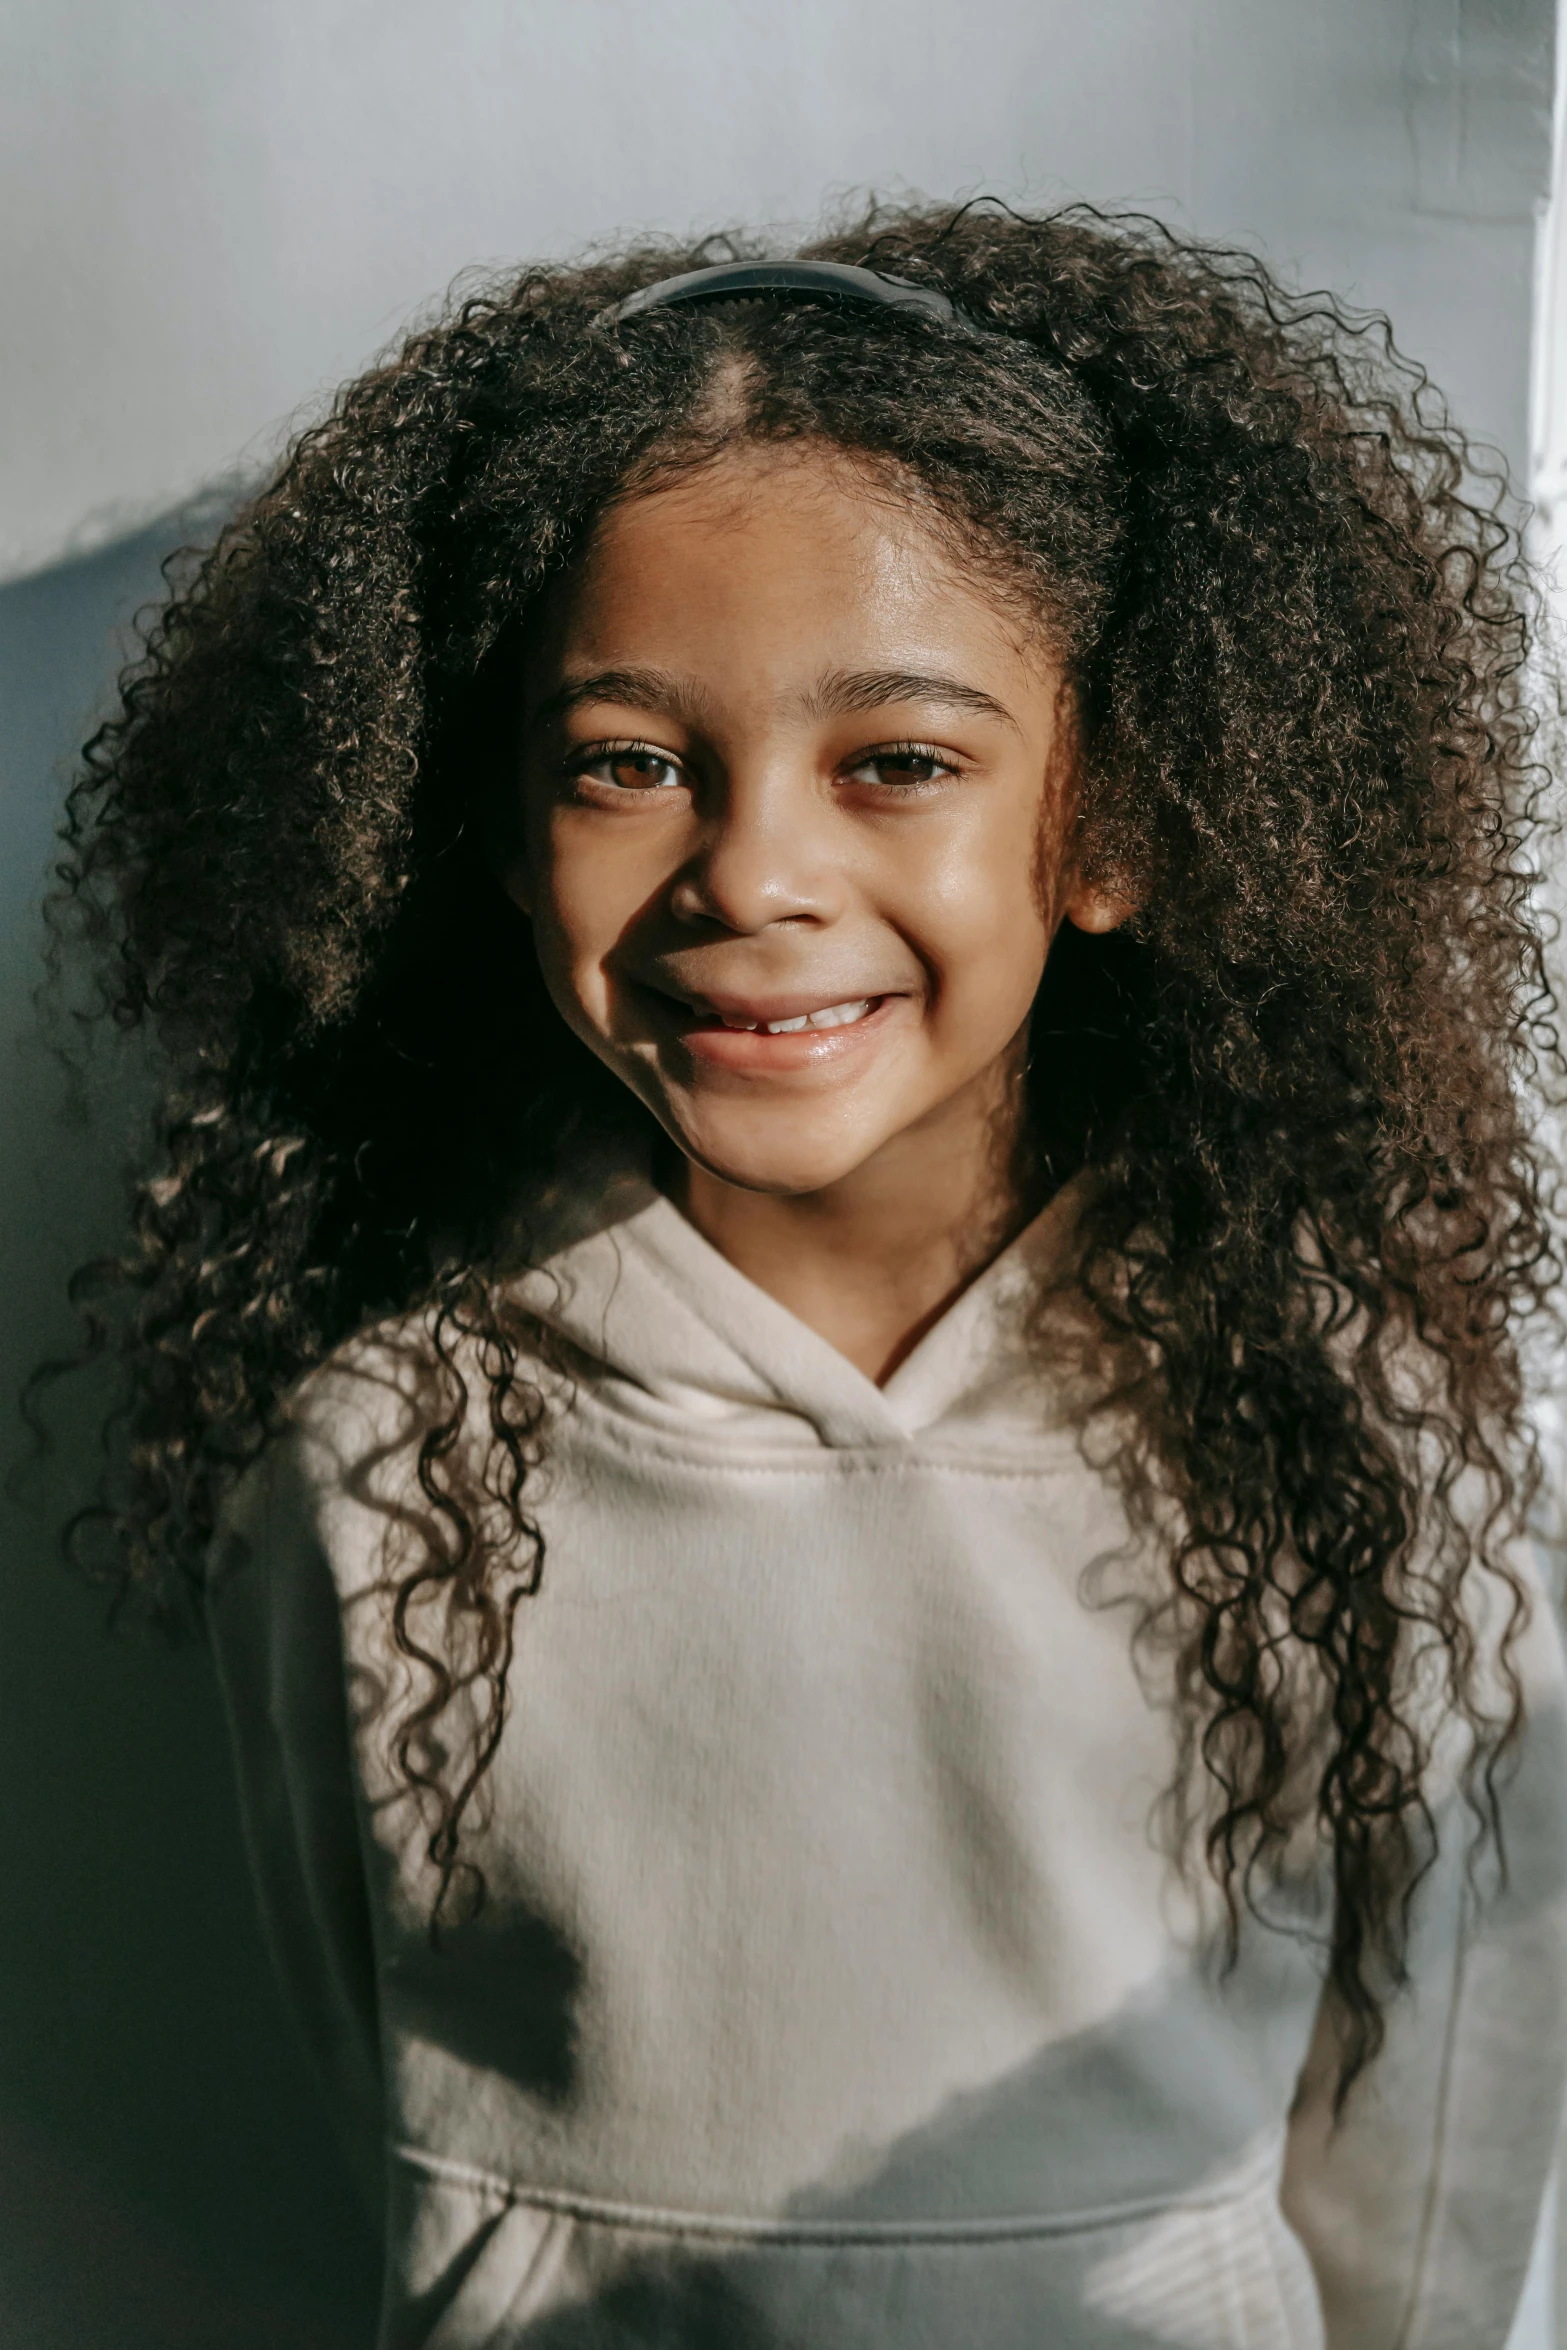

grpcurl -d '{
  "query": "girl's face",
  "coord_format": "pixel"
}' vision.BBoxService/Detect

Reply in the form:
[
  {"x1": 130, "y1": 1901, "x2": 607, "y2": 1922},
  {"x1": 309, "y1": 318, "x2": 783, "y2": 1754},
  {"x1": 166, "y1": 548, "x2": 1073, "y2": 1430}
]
[{"x1": 499, "y1": 445, "x2": 1125, "y2": 1201}]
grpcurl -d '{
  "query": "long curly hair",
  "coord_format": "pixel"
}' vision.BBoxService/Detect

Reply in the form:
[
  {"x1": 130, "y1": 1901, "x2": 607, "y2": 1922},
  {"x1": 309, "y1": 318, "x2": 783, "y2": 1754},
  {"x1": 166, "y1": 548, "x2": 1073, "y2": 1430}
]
[{"x1": 40, "y1": 199, "x2": 1560, "y2": 2096}]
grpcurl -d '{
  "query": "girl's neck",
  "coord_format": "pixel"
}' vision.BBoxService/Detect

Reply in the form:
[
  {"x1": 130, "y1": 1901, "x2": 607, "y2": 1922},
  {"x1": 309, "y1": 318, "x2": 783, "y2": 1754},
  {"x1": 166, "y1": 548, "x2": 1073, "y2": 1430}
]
[{"x1": 666, "y1": 1089, "x2": 1043, "y2": 1388}]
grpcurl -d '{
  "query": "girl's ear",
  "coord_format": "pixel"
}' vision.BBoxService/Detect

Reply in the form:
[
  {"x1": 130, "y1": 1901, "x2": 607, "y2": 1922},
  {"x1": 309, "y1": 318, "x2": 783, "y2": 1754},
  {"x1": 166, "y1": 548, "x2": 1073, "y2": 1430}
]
[
  {"x1": 1061, "y1": 875, "x2": 1138, "y2": 936},
  {"x1": 1046, "y1": 697, "x2": 1135, "y2": 939},
  {"x1": 471, "y1": 632, "x2": 535, "y2": 914},
  {"x1": 501, "y1": 836, "x2": 535, "y2": 920},
  {"x1": 477, "y1": 788, "x2": 534, "y2": 917}
]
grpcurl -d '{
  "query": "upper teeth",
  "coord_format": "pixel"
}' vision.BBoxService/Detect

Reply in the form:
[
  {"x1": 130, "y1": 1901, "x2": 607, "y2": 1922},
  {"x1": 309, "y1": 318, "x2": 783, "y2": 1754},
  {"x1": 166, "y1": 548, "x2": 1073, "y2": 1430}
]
[{"x1": 720, "y1": 998, "x2": 873, "y2": 1034}]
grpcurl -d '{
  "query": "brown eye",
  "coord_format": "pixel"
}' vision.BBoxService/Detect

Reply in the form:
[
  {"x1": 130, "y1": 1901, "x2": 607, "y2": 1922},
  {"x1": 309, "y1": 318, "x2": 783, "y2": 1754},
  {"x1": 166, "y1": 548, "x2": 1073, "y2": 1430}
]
[
  {"x1": 845, "y1": 747, "x2": 957, "y2": 790},
  {"x1": 580, "y1": 747, "x2": 685, "y2": 792}
]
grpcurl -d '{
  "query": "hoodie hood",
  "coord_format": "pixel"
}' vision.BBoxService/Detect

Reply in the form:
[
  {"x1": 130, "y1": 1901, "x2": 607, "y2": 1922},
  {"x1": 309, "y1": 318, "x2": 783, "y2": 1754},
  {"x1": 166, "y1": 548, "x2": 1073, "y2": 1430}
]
[{"x1": 514, "y1": 1177, "x2": 1093, "y2": 1455}]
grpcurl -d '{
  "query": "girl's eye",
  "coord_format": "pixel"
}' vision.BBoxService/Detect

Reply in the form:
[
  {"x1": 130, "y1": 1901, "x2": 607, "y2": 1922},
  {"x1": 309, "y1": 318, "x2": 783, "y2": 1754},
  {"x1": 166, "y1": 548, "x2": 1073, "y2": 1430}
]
[
  {"x1": 576, "y1": 746, "x2": 686, "y2": 794},
  {"x1": 844, "y1": 746, "x2": 959, "y2": 791}
]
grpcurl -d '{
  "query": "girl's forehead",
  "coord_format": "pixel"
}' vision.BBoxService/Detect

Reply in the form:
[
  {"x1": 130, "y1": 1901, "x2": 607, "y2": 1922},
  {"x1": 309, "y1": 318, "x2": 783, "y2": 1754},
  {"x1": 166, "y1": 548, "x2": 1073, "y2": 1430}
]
[
  {"x1": 546, "y1": 446, "x2": 1048, "y2": 671},
  {"x1": 595, "y1": 444, "x2": 940, "y2": 565}
]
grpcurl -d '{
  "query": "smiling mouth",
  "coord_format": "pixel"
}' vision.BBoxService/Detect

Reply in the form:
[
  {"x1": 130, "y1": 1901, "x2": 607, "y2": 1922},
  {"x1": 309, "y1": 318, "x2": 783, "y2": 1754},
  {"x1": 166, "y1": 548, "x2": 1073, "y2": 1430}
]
[
  {"x1": 710, "y1": 999, "x2": 877, "y2": 1036},
  {"x1": 646, "y1": 985, "x2": 889, "y2": 1038}
]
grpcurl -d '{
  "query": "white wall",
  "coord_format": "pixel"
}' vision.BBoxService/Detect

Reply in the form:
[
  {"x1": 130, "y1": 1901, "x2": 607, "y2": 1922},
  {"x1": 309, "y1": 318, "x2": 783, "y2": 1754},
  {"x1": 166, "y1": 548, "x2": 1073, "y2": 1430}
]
[
  {"x1": 1535, "y1": 3, "x2": 1567, "y2": 575},
  {"x1": 0, "y1": 0, "x2": 1553, "y2": 584}
]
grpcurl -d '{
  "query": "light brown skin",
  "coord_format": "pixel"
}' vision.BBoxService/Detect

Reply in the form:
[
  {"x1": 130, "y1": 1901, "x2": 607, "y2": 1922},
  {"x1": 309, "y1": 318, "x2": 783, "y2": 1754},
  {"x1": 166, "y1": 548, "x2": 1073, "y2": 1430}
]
[{"x1": 494, "y1": 446, "x2": 1132, "y2": 1382}]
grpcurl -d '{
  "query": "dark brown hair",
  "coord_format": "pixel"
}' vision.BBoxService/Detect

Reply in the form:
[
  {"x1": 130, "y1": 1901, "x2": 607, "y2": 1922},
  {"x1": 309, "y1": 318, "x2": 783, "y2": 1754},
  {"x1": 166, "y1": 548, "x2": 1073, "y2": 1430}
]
[{"x1": 40, "y1": 199, "x2": 1560, "y2": 2095}]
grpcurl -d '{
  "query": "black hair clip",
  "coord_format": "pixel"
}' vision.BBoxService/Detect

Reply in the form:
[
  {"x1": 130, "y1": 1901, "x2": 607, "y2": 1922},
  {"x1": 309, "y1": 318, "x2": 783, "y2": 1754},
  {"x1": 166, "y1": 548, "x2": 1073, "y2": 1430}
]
[{"x1": 596, "y1": 258, "x2": 976, "y2": 333}]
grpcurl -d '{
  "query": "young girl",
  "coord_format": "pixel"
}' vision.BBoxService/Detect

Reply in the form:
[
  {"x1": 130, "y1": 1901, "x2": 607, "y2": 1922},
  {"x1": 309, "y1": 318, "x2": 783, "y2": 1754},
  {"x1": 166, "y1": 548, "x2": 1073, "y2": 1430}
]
[{"x1": 49, "y1": 202, "x2": 1567, "y2": 2347}]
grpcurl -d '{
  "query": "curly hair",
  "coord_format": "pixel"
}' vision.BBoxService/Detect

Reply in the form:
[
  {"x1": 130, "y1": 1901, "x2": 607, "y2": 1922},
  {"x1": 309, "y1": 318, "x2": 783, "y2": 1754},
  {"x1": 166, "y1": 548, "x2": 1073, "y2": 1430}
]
[{"x1": 39, "y1": 198, "x2": 1560, "y2": 2098}]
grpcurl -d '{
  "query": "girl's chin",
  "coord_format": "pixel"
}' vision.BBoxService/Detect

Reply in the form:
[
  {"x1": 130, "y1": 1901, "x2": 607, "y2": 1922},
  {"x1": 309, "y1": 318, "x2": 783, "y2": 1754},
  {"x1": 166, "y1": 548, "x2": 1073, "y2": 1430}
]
[{"x1": 664, "y1": 1119, "x2": 889, "y2": 1201}]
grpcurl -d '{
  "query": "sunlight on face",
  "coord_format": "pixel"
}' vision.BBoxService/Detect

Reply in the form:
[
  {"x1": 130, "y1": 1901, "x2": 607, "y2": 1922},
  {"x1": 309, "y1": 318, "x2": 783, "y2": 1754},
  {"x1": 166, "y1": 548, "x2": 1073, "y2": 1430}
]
[{"x1": 497, "y1": 447, "x2": 1120, "y2": 1201}]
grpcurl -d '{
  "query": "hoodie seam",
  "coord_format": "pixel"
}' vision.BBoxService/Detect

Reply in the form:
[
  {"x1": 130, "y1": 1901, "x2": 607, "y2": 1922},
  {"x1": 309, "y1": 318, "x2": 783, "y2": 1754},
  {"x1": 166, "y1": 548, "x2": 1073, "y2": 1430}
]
[{"x1": 560, "y1": 1396, "x2": 1089, "y2": 1481}]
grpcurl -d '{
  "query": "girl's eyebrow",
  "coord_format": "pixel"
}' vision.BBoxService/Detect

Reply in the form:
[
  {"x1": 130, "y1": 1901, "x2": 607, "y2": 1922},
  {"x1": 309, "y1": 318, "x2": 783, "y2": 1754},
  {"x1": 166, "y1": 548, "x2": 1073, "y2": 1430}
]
[
  {"x1": 530, "y1": 666, "x2": 716, "y2": 730},
  {"x1": 799, "y1": 668, "x2": 1021, "y2": 731},
  {"x1": 531, "y1": 664, "x2": 1020, "y2": 733}
]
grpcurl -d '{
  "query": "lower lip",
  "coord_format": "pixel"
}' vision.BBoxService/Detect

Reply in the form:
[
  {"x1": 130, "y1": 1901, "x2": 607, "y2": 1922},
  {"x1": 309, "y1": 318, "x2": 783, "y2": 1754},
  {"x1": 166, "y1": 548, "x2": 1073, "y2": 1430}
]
[{"x1": 654, "y1": 994, "x2": 901, "y2": 1072}]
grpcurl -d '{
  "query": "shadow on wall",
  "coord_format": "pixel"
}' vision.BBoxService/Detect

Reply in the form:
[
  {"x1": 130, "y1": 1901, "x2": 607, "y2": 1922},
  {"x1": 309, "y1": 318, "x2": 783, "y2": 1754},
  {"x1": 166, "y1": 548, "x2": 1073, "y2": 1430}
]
[{"x1": 0, "y1": 518, "x2": 381, "y2": 2347}]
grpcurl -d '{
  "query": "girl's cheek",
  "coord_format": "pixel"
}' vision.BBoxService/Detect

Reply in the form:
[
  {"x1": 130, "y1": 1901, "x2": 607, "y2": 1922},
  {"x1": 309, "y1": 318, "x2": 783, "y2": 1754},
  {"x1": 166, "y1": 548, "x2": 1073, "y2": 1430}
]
[{"x1": 924, "y1": 860, "x2": 1051, "y2": 1023}]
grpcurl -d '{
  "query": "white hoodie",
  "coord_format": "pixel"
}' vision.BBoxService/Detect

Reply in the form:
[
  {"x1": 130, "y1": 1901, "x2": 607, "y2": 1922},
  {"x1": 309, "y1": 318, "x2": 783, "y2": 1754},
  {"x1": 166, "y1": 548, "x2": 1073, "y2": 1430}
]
[{"x1": 207, "y1": 1178, "x2": 1567, "y2": 2349}]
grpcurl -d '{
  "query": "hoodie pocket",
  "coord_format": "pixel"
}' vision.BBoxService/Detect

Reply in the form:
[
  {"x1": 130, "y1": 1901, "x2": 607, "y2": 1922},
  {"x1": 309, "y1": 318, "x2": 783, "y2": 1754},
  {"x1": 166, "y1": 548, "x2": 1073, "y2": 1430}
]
[{"x1": 381, "y1": 2144, "x2": 1324, "y2": 2350}]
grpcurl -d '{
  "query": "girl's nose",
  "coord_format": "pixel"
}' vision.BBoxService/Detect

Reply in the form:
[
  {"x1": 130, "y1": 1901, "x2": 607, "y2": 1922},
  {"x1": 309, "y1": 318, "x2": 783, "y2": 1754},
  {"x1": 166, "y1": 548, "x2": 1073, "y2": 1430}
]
[{"x1": 669, "y1": 774, "x2": 839, "y2": 934}]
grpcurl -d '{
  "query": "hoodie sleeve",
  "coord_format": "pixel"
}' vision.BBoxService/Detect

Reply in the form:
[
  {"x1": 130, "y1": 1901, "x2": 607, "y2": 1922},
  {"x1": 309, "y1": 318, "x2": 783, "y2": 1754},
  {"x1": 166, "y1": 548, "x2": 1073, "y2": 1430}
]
[
  {"x1": 205, "y1": 1435, "x2": 386, "y2": 2224},
  {"x1": 1279, "y1": 1540, "x2": 1567, "y2": 2350}
]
